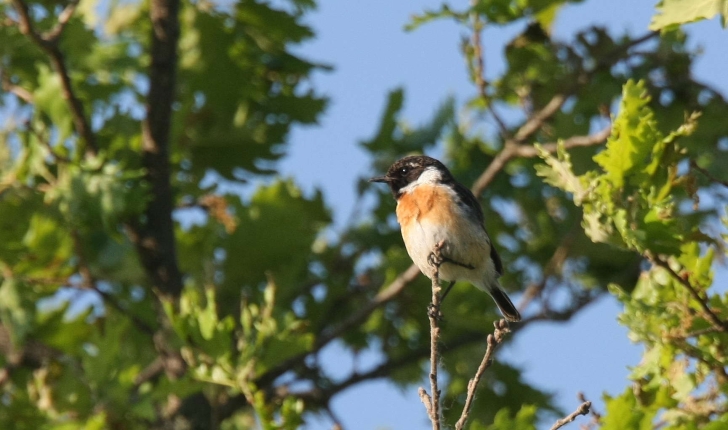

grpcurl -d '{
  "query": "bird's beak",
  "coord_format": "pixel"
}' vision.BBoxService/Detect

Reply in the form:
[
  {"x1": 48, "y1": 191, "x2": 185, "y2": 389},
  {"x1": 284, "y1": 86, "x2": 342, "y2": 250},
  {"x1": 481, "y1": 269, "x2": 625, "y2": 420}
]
[{"x1": 368, "y1": 175, "x2": 391, "y2": 183}]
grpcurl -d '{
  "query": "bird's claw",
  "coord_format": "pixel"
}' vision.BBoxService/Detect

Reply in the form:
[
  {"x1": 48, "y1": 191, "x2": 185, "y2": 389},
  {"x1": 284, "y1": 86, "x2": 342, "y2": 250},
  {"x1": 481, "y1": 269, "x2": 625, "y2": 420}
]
[
  {"x1": 427, "y1": 303, "x2": 443, "y2": 320},
  {"x1": 427, "y1": 251, "x2": 444, "y2": 268}
]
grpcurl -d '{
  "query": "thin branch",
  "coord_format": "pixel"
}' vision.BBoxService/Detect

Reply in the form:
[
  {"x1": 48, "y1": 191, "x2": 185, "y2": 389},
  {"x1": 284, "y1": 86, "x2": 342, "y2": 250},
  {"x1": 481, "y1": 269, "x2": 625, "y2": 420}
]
[
  {"x1": 517, "y1": 225, "x2": 579, "y2": 313},
  {"x1": 256, "y1": 264, "x2": 422, "y2": 387},
  {"x1": 282, "y1": 293, "x2": 604, "y2": 423},
  {"x1": 647, "y1": 253, "x2": 728, "y2": 332},
  {"x1": 324, "y1": 404, "x2": 345, "y2": 430},
  {"x1": 295, "y1": 330, "x2": 489, "y2": 409},
  {"x1": 472, "y1": 126, "x2": 611, "y2": 196},
  {"x1": 10, "y1": 0, "x2": 98, "y2": 157},
  {"x1": 421, "y1": 241, "x2": 446, "y2": 430},
  {"x1": 262, "y1": 127, "x2": 610, "y2": 395},
  {"x1": 520, "y1": 290, "x2": 603, "y2": 324},
  {"x1": 321, "y1": 264, "x2": 422, "y2": 347},
  {"x1": 471, "y1": 30, "x2": 660, "y2": 196},
  {"x1": 468, "y1": 5, "x2": 509, "y2": 138},
  {"x1": 24, "y1": 122, "x2": 72, "y2": 163},
  {"x1": 512, "y1": 94, "x2": 566, "y2": 143},
  {"x1": 664, "y1": 326, "x2": 724, "y2": 340},
  {"x1": 519, "y1": 126, "x2": 612, "y2": 157},
  {"x1": 549, "y1": 401, "x2": 591, "y2": 430},
  {"x1": 578, "y1": 391, "x2": 602, "y2": 428},
  {"x1": 455, "y1": 319, "x2": 510, "y2": 430},
  {"x1": 1, "y1": 72, "x2": 34, "y2": 103},
  {"x1": 44, "y1": 0, "x2": 79, "y2": 42},
  {"x1": 690, "y1": 159, "x2": 728, "y2": 188},
  {"x1": 69, "y1": 229, "x2": 157, "y2": 336},
  {"x1": 133, "y1": 356, "x2": 165, "y2": 387}
]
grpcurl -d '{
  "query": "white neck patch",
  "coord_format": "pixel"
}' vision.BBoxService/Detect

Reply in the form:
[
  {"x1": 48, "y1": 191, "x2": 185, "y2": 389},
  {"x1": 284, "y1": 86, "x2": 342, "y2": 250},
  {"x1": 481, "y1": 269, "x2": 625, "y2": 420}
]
[{"x1": 400, "y1": 166, "x2": 442, "y2": 194}]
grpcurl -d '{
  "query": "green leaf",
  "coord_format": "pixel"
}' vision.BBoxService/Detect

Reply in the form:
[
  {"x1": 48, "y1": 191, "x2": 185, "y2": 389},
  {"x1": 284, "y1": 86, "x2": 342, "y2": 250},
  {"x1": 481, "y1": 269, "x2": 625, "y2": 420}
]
[
  {"x1": 35, "y1": 303, "x2": 94, "y2": 354},
  {"x1": 0, "y1": 278, "x2": 35, "y2": 344},
  {"x1": 33, "y1": 65, "x2": 74, "y2": 141},
  {"x1": 593, "y1": 80, "x2": 659, "y2": 190},
  {"x1": 651, "y1": 0, "x2": 728, "y2": 30},
  {"x1": 601, "y1": 389, "x2": 656, "y2": 430},
  {"x1": 405, "y1": 4, "x2": 467, "y2": 32},
  {"x1": 219, "y1": 180, "x2": 330, "y2": 309},
  {"x1": 535, "y1": 142, "x2": 588, "y2": 204}
]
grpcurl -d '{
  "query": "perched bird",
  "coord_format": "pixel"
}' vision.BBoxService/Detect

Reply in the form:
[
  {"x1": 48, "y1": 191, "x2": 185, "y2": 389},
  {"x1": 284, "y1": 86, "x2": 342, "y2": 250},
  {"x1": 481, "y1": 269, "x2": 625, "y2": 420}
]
[{"x1": 370, "y1": 155, "x2": 521, "y2": 322}]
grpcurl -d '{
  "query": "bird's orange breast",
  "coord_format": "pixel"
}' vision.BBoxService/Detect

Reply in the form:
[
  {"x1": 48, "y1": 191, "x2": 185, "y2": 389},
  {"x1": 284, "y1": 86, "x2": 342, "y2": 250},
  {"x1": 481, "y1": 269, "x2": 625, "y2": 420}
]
[{"x1": 396, "y1": 185, "x2": 457, "y2": 230}]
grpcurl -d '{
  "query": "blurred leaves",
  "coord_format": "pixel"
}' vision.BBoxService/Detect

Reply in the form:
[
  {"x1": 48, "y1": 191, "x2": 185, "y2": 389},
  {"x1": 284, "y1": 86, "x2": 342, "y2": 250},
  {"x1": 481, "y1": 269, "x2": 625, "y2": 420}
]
[{"x1": 1, "y1": 0, "x2": 728, "y2": 428}]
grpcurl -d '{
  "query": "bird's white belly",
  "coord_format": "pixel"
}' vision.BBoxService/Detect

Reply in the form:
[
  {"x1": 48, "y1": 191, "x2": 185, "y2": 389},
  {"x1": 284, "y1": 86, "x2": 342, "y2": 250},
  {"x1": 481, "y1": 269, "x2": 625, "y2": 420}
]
[{"x1": 402, "y1": 217, "x2": 494, "y2": 289}]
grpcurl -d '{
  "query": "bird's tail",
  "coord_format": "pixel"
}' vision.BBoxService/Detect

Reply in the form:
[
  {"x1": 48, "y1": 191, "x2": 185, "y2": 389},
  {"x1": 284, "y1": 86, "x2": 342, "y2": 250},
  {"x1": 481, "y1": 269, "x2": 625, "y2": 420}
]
[{"x1": 487, "y1": 285, "x2": 521, "y2": 322}]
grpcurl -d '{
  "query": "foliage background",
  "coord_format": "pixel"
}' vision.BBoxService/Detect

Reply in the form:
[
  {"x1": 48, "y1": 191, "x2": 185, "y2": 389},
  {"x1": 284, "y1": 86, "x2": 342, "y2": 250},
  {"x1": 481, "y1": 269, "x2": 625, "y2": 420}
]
[
  {"x1": 0, "y1": 0, "x2": 727, "y2": 429},
  {"x1": 288, "y1": 2, "x2": 728, "y2": 428}
]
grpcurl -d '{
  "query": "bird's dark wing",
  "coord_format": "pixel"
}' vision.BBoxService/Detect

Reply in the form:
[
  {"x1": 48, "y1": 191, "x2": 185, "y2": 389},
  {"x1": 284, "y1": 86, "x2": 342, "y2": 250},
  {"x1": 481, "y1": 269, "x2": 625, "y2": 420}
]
[
  {"x1": 489, "y1": 242, "x2": 504, "y2": 276},
  {"x1": 453, "y1": 181, "x2": 504, "y2": 276},
  {"x1": 452, "y1": 181, "x2": 484, "y2": 224}
]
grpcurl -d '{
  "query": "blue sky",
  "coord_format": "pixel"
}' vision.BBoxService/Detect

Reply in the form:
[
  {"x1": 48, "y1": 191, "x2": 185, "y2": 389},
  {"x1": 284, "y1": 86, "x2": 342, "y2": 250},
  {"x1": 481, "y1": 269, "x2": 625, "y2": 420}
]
[{"x1": 277, "y1": 1, "x2": 728, "y2": 429}]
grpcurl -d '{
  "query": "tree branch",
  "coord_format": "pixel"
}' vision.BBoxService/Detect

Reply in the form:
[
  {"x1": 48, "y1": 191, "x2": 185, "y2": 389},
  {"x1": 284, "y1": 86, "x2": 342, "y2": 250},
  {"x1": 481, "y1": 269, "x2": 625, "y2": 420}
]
[
  {"x1": 471, "y1": 30, "x2": 660, "y2": 196},
  {"x1": 647, "y1": 253, "x2": 728, "y2": 332},
  {"x1": 472, "y1": 126, "x2": 611, "y2": 196},
  {"x1": 468, "y1": 5, "x2": 509, "y2": 138},
  {"x1": 69, "y1": 229, "x2": 157, "y2": 336},
  {"x1": 291, "y1": 293, "x2": 603, "y2": 420},
  {"x1": 1, "y1": 72, "x2": 34, "y2": 103},
  {"x1": 44, "y1": 0, "x2": 79, "y2": 42},
  {"x1": 421, "y1": 241, "x2": 446, "y2": 430},
  {"x1": 10, "y1": 0, "x2": 98, "y2": 157},
  {"x1": 128, "y1": 0, "x2": 183, "y2": 299},
  {"x1": 690, "y1": 159, "x2": 728, "y2": 188},
  {"x1": 256, "y1": 264, "x2": 422, "y2": 387},
  {"x1": 550, "y1": 401, "x2": 591, "y2": 430},
  {"x1": 455, "y1": 319, "x2": 510, "y2": 430}
]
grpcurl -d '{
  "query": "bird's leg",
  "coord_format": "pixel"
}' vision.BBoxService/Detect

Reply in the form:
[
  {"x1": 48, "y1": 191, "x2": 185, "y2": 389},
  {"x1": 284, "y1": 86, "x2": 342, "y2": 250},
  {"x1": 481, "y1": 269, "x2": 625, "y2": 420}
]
[
  {"x1": 440, "y1": 281, "x2": 456, "y2": 304},
  {"x1": 440, "y1": 257, "x2": 475, "y2": 270},
  {"x1": 427, "y1": 242, "x2": 474, "y2": 271},
  {"x1": 428, "y1": 253, "x2": 475, "y2": 270}
]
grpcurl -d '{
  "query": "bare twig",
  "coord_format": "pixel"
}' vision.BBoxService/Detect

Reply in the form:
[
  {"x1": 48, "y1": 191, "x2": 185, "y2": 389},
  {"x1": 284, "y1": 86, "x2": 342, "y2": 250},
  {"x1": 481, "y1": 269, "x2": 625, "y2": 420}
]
[
  {"x1": 517, "y1": 225, "x2": 579, "y2": 312},
  {"x1": 10, "y1": 0, "x2": 98, "y2": 157},
  {"x1": 471, "y1": 30, "x2": 660, "y2": 197},
  {"x1": 421, "y1": 241, "x2": 446, "y2": 430},
  {"x1": 578, "y1": 392, "x2": 602, "y2": 428},
  {"x1": 324, "y1": 404, "x2": 345, "y2": 430},
  {"x1": 647, "y1": 253, "x2": 728, "y2": 332},
  {"x1": 455, "y1": 319, "x2": 510, "y2": 430},
  {"x1": 549, "y1": 400, "x2": 591, "y2": 430},
  {"x1": 512, "y1": 94, "x2": 566, "y2": 144},
  {"x1": 44, "y1": 0, "x2": 80, "y2": 42},
  {"x1": 24, "y1": 122, "x2": 72, "y2": 164},
  {"x1": 472, "y1": 126, "x2": 611, "y2": 196},
  {"x1": 468, "y1": 5, "x2": 509, "y2": 138},
  {"x1": 256, "y1": 264, "x2": 422, "y2": 388},
  {"x1": 1, "y1": 73, "x2": 34, "y2": 103},
  {"x1": 69, "y1": 229, "x2": 157, "y2": 336},
  {"x1": 319, "y1": 264, "x2": 422, "y2": 347},
  {"x1": 690, "y1": 159, "x2": 728, "y2": 188},
  {"x1": 294, "y1": 290, "x2": 602, "y2": 408}
]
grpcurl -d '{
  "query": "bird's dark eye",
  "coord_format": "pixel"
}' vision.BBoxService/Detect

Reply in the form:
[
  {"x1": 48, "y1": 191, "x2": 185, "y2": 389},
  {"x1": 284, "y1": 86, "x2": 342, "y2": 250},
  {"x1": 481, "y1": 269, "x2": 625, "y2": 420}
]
[{"x1": 400, "y1": 166, "x2": 409, "y2": 175}]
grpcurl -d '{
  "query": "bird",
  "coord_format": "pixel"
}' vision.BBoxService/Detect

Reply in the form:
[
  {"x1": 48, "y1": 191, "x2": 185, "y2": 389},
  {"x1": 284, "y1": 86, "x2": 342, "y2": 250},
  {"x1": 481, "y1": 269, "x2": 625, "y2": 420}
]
[{"x1": 369, "y1": 155, "x2": 521, "y2": 322}]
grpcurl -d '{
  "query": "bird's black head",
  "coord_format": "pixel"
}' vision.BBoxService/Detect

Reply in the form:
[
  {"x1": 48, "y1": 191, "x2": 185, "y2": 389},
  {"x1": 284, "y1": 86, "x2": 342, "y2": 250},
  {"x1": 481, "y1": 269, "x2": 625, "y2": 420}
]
[{"x1": 369, "y1": 155, "x2": 452, "y2": 198}]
